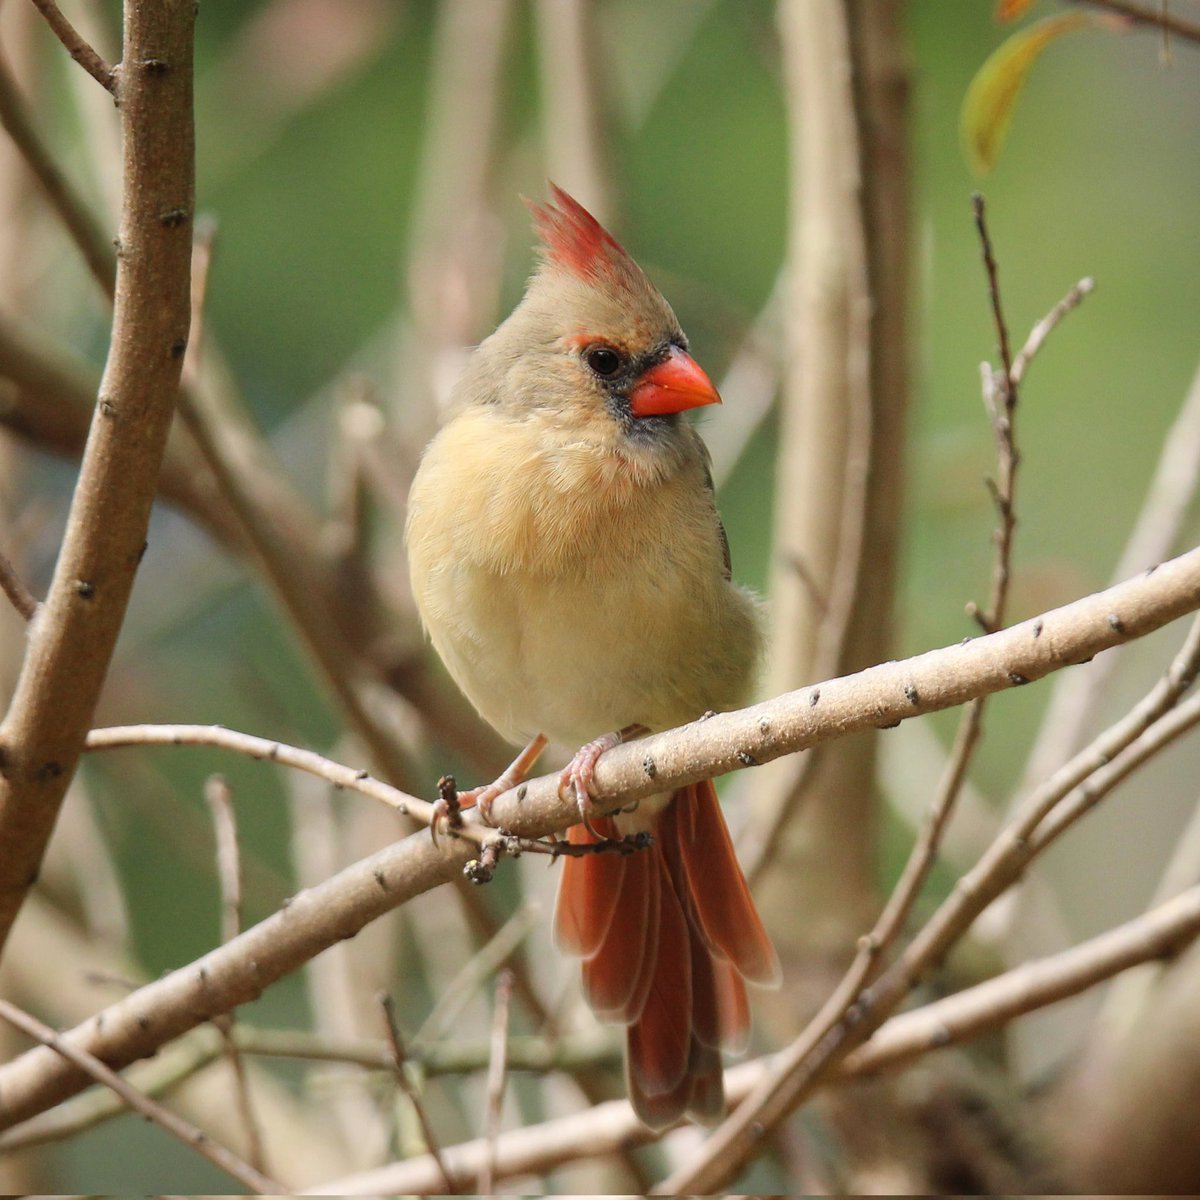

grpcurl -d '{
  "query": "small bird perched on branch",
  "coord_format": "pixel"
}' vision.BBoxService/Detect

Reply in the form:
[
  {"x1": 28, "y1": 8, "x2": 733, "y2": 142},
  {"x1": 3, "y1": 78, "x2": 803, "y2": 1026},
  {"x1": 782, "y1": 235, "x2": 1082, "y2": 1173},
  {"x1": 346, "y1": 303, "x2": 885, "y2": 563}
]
[{"x1": 406, "y1": 186, "x2": 778, "y2": 1128}]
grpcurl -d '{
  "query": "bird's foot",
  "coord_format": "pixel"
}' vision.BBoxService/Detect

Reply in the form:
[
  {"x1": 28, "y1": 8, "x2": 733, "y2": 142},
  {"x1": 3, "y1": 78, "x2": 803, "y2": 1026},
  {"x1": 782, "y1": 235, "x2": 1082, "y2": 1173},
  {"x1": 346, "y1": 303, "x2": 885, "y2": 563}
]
[
  {"x1": 559, "y1": 724, "x2": 648, "y2": 839},
  {"x1": 431, "y1": 734, "x2": 548, "y2": 844}
]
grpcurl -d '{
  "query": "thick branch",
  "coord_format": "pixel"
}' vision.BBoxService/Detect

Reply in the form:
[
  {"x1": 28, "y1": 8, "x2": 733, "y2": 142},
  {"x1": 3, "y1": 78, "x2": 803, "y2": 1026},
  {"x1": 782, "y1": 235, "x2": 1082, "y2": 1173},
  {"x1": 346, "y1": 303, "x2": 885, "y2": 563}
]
[
  {"x1": 0, "y1": 0, "x2": 194, "y2": 954},
  {"x1": 0, "y1": 547, "x2": 1198, "y2": 1127}
]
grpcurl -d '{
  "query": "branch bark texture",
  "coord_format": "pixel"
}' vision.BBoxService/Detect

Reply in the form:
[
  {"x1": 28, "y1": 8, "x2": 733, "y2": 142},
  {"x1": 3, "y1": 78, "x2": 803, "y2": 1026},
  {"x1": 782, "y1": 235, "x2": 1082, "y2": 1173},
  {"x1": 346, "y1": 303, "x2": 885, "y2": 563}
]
[{"x1": 0, "y1": 0, "x2": 194, "y2": 953}]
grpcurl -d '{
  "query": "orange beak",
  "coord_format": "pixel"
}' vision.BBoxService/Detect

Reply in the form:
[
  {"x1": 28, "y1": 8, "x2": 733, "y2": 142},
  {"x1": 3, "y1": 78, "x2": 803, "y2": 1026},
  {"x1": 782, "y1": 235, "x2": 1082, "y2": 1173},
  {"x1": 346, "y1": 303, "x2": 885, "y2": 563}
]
[{"x1": 628, "y1": 346, "x2": 722, "y2": 418}]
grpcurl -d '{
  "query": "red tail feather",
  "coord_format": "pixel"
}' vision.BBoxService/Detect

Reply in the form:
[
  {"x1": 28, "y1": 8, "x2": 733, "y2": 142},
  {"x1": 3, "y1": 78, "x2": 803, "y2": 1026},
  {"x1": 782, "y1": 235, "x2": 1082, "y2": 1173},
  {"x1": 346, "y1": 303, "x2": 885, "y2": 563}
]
[{"x1": 554, "y1": 780, "x2": 776, "y2": 1129}]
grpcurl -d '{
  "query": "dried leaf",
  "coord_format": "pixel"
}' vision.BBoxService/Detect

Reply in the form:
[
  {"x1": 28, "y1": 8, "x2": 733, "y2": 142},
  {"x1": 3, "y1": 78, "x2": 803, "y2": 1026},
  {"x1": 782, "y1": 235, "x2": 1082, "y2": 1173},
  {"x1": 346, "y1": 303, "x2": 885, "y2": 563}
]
[{"x1": 962, "y1": 12, "x2": 1099, "y2": 174}]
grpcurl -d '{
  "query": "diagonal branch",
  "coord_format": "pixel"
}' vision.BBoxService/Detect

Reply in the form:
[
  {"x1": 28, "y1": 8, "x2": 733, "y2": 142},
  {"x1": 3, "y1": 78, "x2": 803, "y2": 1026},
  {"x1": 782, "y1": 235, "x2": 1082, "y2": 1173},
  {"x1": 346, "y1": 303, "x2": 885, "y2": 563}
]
[
  {"x1": 1071, "y1": 0, "x2": 1200, "y2": 43},
  {"x1": 0, "y1": 53, "x2": 116, "y2": 298},
  {"x1": 0, "y1": 546, "x2": 1198, "y2": 1128},
  {"x1": 0, "y1": 546, "x2": 38, "y2": 620},
  {"x1": 0, "y1": 0, "x2": 195, "y2": 958},
  {"x1": 0, "y1": 999, "x2": 282, "y2": 1193},
  {"x1": 28, "y1": 0, "x2": 117, "y2": 93}
]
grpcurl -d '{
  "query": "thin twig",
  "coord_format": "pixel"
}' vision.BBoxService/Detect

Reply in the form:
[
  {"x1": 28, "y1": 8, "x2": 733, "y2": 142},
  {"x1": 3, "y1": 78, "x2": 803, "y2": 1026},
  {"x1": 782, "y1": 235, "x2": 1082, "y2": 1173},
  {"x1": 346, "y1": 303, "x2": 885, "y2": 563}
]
[
  {"x1": 412, "y1": 901, "x2": 541, "y2": 1049},
  {"x1": 0, "y1": 1024, "x2": 620, "y2": 1154},
  {"x1": 204, "y1": 773, "x2": 267, "y2": 1175},
  {"x1": 378, "y1": 992, "x2": 457, "y2": 1194},
  {"x1": 28, "y1": 0, "x2": 117, "y2": 92},
  {"x1": 481, "y1": 969, "x2": 514, "y2": 1197},
  {"x1": 182, "y1": 217, "x2": 218, "y2": 389},
  {"x1": 1034, "y1": 688, "x2": 1200, "y2": 851},
  {"x1": 206, "y1": 774, "x2": 242, "y2": 945},
  {"x1": 0, "y1": 999, "x2": 283, "y2": 1193},
  {"x1": 324, "y1": 373, "x2": 379, "y2": 572},
  {"x1": 0, "y1": 313, "x2": 249, "y2": 550},
  {"x1": 243, "y1": 1024, "x2": 620, "y2": 1076},
  {"x1": 305, "y1": 878, "x2": 1200, "y2": 1195},
  {"x1": 0, "y1": 545, "x2": 38, "y2": 619},
  {"x1": 969, "y1": 192, "x2": 1020, "y2": 636},
  {"x1": 852, "y1": 203, "x2": 1079, "y2": 981},
  {"x1": 0, "y1": 52, "x2": 116, "y2": 298},
  {"x1": 1009, "y1": 276, "x2": 1095, "y2": 386},
  {"x1": 5, "y1": 548, "x2": 1200, "y2": 1128},
  {"x1": 85, "y1": 723, "x2": 449, "y2": 835},
  {"x1": 1071, "y1": 0, "x2": 1200, "y2": 43}
]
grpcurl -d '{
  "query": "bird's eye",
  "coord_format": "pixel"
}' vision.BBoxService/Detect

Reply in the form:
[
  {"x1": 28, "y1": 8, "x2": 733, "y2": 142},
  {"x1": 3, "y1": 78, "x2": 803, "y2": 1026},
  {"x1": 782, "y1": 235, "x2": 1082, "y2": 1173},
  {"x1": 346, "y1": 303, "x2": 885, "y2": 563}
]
[{"x1": 584, "y1": 345, "x2": 623, "y2": 378}]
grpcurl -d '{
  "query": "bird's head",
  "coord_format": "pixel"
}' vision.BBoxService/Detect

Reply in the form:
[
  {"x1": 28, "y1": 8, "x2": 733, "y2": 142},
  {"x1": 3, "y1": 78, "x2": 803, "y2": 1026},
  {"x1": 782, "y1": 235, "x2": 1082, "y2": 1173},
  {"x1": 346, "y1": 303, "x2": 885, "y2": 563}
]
[{"x1": 462, "y1": 186, "x2": 720, "y2": 460}]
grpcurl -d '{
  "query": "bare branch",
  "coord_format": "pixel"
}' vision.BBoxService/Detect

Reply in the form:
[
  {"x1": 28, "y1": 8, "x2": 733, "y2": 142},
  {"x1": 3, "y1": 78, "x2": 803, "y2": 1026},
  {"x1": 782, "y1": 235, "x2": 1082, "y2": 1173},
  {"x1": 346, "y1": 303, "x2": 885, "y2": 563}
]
[
  {"x1": 181, "y1": 216, "x2": 217, "y2": 388},
  {"x1": 480, "y1": 969, "x2": 514, "y2": 1196},
  {"x1": 379, "y1": 992, "x2": 457, "y2": 1194},
  {"x1": 0, "y1": 53, "x2": 116, "y2": 298},
  {"x1": 205, "y1": 774, "x2": 242, "y2": 946},
  {"x1": 204, "y1": 773, "x2": 267, "y2": 1175},
  {"x1": 412, "y1": 902, "x2": 541, "y2": 1049},
  {"x1": 970, "y1": 192, "x2": 1020, "y2": 636},
  {"x1": 28, "y1": 0, "x2": 117, "y2": 93},
  {"x1": 0, "y1": 313, "x2": 248, "y2": 550},
  {"x1": 1071, "y1": 0, "x2": 1200, "y2": 43},
  {"x1": 310, "y1": 882, "x2": 1200, "y2": 1196},
  {"x1": 1010, "y1": 276, "x2": 1095, "y2": 386},
  {"x1": 851, "y1": 882, "x2": 1200, "y2": 1072},
  {"x1": 0, "y1": 998, "x2": 282, "y2": 1193},
  {"x1": 0, "y1": 1023, "x2": 619, "y2": 1153},
  {"x1": 2, "y1": 547, "x2": 1199, "y2": 1127},
  {"x1": 86, "y1": 722, "x2": 450, "y2": 836},
  {"x1": 863, "y1": 216, "x2": 1088, "y2": 991},
  {"x1": 0, "y1": 545, "x2": 37, "y2": 620},
  {"x1": 0, "y1": 0, "x2": 195, "y2": 956}
]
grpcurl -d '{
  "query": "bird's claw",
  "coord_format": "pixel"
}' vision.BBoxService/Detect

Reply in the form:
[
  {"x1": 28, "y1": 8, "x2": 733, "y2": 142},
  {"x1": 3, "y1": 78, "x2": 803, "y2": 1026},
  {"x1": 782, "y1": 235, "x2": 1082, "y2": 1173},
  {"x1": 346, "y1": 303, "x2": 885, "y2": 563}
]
[
  {"x1": 431, "y1": 734, "x2": 548, "y2": 845},
  {"x1": 559, "y1": 725, "x2": 646, "y2": 840}
]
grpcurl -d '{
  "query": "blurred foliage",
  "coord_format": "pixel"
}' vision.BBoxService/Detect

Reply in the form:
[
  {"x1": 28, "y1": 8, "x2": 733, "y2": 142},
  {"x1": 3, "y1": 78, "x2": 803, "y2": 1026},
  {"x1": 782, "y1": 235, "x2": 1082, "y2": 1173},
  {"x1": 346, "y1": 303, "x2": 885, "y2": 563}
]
[{"x1": 5, "y1": 0, "x2": 1200, "y2": 1190}]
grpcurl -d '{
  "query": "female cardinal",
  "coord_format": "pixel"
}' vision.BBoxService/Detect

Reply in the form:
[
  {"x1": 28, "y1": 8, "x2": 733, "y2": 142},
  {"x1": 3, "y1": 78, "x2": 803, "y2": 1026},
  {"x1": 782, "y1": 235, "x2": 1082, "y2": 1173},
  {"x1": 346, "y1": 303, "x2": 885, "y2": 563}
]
[{"x1": 405, "y1": 186, "x2": 778, "y2": 1128}]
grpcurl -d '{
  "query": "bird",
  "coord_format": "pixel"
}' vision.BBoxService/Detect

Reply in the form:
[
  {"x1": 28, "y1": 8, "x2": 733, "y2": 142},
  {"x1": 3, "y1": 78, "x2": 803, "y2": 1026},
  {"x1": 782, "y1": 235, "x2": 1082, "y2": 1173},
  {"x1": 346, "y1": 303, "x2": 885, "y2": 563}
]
[{"x1": 405, "y1": 185, "x2": 779, "y2": 1128}]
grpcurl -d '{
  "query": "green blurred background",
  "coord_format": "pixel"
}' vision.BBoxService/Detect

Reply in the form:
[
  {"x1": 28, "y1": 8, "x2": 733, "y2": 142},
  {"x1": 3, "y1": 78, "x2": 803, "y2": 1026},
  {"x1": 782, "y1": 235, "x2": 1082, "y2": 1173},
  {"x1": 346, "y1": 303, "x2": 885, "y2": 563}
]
[{"x1": 7, "y1": 0, "x2": 1200, "y2": 1189}]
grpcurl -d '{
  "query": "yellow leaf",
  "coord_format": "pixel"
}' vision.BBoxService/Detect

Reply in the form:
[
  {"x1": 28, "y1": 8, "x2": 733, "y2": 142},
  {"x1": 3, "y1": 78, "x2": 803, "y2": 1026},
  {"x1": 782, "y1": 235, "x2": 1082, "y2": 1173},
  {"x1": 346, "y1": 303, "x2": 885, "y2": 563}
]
[{"x1": 961, "y1": 12, "x2": 1099, "y2": 174}]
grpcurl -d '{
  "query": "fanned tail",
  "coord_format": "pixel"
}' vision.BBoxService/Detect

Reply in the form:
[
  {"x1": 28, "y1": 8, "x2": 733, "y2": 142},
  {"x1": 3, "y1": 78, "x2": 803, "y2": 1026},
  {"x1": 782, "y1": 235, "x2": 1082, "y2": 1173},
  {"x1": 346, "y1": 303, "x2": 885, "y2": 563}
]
[{"x1": 553, "y1": 779, "x2": 778, "y2": 1129}]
